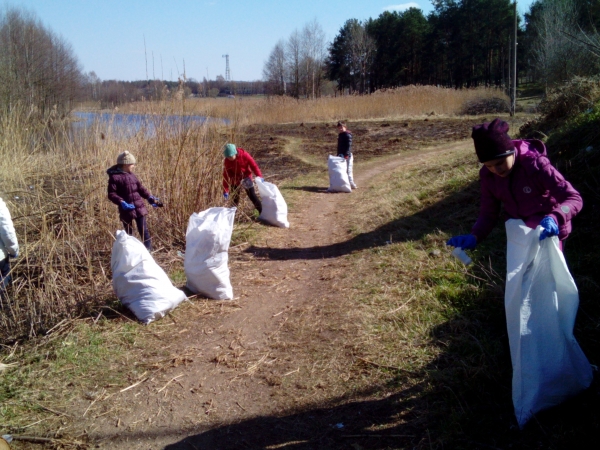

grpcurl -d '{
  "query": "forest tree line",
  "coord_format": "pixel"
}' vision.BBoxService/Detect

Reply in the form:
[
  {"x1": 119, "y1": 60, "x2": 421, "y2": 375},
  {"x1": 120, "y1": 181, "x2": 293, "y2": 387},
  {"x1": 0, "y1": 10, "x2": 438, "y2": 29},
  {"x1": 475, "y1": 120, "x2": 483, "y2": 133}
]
[{"x1": 264, "y1": 0, "x2": 600, "y2": 96}]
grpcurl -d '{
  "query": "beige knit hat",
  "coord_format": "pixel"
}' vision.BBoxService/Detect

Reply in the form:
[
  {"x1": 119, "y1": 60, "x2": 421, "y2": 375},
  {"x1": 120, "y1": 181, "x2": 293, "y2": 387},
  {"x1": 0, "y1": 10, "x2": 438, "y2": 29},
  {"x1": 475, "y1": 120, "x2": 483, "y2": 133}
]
[{"x1": 117, "y1": 151, "x2": 136, "y2": 165}]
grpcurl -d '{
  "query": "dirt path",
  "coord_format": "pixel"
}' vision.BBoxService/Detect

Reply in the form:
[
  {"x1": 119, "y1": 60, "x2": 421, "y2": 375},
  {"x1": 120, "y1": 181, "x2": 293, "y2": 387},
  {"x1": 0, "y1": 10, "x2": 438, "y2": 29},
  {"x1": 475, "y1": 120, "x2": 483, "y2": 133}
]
[{"x1": 83, "y1": 141, "x2": 470, "y2": 449}]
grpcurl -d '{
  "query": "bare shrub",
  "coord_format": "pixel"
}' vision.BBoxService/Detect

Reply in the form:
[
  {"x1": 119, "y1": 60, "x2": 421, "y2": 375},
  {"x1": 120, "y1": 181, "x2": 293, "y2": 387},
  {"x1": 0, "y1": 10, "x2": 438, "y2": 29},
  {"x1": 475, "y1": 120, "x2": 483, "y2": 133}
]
[{"x1": 520, "y1": 77, "x2": 600, "y2": 137}]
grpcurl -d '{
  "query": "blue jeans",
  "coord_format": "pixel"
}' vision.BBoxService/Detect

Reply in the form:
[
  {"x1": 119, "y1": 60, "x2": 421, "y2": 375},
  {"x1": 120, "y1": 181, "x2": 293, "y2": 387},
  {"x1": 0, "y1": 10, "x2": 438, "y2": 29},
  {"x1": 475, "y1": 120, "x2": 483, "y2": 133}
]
[{"x1": 122, "y1": 215, "x2": 152, "y2": 250}]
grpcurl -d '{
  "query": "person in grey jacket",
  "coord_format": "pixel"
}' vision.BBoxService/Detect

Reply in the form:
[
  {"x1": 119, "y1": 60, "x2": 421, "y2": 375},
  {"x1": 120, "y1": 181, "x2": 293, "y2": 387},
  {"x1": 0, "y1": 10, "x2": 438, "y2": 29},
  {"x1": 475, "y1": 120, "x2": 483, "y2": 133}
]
[{"x1": 0, "y1": 197, "x2": 19, "y2": 299}]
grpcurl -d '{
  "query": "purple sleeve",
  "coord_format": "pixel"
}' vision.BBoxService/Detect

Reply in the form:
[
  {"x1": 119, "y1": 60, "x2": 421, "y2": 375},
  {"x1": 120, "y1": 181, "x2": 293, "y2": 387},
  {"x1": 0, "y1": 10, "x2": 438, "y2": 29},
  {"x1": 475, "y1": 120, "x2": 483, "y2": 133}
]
[
  {"x1": 536, "y1": 157, "x2": 582, "y2": 233},
  {"x1": 107, "y1": 178, "x2": 123, "y2": 206},
  {"x1": 471, "y1": 174, "x2": 501, "y2": 242}
]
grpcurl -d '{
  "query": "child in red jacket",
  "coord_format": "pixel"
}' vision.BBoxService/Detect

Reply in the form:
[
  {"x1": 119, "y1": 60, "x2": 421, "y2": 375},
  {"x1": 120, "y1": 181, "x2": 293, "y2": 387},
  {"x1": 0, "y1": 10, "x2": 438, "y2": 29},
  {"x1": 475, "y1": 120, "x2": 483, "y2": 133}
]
[{"x1": 222, "y1": 144, "x2": 263, "y2": 214}]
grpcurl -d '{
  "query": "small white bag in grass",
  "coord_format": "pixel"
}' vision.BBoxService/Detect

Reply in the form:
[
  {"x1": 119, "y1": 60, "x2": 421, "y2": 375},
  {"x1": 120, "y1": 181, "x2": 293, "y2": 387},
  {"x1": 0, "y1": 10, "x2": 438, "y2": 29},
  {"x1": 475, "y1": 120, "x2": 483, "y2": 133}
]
[
  {"x1": 327, "y1": 155, "x2": 351, "y2": 193},
  {"x1": 111, "y1": 230, "x2": 187, "y2": 324},
  {"x1": 256, "y1": 178, "x2": 290, "y2": 228},
  {"x1": 184, "y1": 207, "x2": 236, "y2": 300},
  {"x1": 505, "y1": 219, "x2": 593, "y2": 428}
]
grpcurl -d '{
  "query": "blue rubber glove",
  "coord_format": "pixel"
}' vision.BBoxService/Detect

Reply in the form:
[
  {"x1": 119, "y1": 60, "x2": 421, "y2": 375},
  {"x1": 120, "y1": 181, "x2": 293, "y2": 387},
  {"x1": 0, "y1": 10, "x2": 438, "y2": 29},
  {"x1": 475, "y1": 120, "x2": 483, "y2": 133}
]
[
  {"x1": 446, "y1": 234, "x2": 477, "y2": 250},
  {"x1": 120, "y1": 200, "x2": 135, "y2": 211},
  {"x1": 257, "y1": 177, "x2": 264, "y2": 183},
  {"x1": 9, "y1": 252, "x2": 18, "y2": 259},
  {"x1": 223, "y1": 193, "x2": 229, "y2": 200},
  {"x1": 148, "y1": 196, "x2": 159, "y2": 208},
  {"x1": 539, "y1": 216, "x2": 559, "y2": 241}
]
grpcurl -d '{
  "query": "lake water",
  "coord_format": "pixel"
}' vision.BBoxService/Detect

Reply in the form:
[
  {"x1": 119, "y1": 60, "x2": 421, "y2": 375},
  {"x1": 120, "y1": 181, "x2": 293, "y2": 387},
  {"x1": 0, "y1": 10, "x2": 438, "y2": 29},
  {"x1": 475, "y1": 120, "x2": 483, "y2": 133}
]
[{"x1": 72, "y1": 112, "x2": 224, "y2": 137}]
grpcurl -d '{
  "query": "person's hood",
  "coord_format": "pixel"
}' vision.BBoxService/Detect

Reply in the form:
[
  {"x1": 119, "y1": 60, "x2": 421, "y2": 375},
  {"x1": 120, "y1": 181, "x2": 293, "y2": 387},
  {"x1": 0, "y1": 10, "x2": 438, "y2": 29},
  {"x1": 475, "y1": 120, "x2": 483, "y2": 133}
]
[
  {"x1": 106, "y1": 165, "x2": 125, "y2": 175},
  {"x1": 515, "y1": 139, "x2": 547, "y2": 158}
]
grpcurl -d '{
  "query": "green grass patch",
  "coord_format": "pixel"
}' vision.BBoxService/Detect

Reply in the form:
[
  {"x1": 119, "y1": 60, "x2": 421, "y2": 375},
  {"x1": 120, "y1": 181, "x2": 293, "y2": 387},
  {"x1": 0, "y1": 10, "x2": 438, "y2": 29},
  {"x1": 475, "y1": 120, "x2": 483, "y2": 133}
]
[
  {"x1": 0, "y1": 319, "x2": 142, "y2": 432},
  {"x1": 332, "y1": 143, "x2": 594, "y2": 448}
]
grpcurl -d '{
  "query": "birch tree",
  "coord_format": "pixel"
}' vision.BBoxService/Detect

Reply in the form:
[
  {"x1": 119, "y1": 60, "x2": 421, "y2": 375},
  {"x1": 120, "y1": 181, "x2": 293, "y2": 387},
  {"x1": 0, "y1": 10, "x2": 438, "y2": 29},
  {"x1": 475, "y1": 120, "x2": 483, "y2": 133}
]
[{"x1": 263, "y1": 39, "x2": 288, "y2": 95}]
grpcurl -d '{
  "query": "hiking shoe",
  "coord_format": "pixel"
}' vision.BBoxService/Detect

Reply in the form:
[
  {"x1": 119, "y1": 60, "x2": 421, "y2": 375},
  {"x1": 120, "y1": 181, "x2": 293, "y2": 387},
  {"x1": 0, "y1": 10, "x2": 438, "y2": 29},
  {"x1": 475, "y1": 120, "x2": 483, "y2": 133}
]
[{"x1": 350, "y1": 183, "x2": 358, "y2": 189}]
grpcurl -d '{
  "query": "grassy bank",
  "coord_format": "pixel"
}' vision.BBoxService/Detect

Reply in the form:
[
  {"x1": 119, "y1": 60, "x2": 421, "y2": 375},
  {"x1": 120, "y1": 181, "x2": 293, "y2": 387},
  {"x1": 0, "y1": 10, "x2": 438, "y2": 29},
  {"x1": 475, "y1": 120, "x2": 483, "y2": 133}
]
[{"x1": 266, "y1": 143, "x2": 597, "y2": 448}]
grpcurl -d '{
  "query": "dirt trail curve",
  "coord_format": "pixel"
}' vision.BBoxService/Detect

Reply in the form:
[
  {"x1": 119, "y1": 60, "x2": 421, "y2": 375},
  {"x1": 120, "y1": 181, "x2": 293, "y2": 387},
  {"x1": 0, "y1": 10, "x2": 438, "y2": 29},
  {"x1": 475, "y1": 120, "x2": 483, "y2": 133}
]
[{"x1": 85, "y1": 141, "x2": 469, "y2": 449}]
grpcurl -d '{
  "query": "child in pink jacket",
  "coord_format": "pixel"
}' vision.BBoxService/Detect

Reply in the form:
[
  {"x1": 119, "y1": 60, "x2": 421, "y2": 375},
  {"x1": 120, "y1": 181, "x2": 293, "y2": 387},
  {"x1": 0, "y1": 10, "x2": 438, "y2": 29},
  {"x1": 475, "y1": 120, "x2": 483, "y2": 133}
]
[{"x1": 447, "y1": 118, "x2": 582, "y2": 251}]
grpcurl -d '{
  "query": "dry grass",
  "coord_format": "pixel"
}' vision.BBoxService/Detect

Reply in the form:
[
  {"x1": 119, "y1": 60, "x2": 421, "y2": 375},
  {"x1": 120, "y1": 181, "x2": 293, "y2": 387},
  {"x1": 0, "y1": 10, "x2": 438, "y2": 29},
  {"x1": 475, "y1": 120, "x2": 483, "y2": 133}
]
[
  {"x1": 0, "y1": 101, "x2": 226, "y2": 343},
  {"x1": 116, "y1": 86, "x2": 508, "y2": 125}
]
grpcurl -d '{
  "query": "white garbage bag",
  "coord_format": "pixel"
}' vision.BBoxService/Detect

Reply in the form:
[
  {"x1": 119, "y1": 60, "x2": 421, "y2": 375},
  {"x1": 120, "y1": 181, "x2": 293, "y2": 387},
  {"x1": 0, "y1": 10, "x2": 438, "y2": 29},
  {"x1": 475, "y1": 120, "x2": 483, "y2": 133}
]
[
  {"x1": 184, "y1": 207, "x2": 236, "y2": 300},
  {"x1": 111, "y1": 230, "x2": 187, "y2": 324},
  {"x1": 256, "y1": 178, "x2": 290, "y2": 228},
  {"x1": 327, "y1": 155, "x2": 351, "y2": 193},
  {"x1": 505, "y1": 219, "x2": 592, "y2": 428}
]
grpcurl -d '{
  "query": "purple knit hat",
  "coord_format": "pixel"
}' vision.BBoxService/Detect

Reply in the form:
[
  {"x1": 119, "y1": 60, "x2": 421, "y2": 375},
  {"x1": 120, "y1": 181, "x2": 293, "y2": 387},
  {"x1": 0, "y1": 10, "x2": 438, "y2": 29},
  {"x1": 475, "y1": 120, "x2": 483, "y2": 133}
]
[{"x1": 471, "y1": 118, "x2": 515, "y2": 163}]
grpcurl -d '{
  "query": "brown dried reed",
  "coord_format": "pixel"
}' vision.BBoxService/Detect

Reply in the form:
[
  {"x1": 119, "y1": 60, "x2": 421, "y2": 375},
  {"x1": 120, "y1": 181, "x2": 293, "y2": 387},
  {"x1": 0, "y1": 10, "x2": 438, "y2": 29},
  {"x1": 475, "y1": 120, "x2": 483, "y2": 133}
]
[
  {"x1": 118, "y1": 85, "x2": 508, "y2": 125},
  {"x1": 0, "y1": 102, "x2": 225, "y2": 343}
]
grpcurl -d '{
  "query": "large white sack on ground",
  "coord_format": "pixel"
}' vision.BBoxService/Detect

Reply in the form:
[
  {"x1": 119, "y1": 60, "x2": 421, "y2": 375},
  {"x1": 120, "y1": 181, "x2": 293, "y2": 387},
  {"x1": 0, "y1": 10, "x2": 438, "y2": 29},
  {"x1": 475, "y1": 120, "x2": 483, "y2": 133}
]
[
  {"x1": 111, "y1": 230, "x2": 187, "y2": 324},
  {"x1": 256, "y1": 178, "x2": 290, "y2": 228},
  {"x1": 505, "y1": 219, "x2": 593, "y2": 428},
  {"x1": 327, "y1": 155, "x2": 351, "y2": 193},
  {"x1": 184, "y1": 207, "x2": 236, "y2": 300}
]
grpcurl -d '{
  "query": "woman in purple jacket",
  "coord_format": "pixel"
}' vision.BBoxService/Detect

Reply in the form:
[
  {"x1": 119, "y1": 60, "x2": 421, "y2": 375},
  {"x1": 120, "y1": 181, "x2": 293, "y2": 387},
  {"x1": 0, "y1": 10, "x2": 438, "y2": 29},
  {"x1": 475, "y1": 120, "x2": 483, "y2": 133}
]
[
  {"x1": 107, "y1": 151, "x2": 160, "y2": 251},
  {"x1": 447, "y1": 118, "x2": 582, "y2": 251}
]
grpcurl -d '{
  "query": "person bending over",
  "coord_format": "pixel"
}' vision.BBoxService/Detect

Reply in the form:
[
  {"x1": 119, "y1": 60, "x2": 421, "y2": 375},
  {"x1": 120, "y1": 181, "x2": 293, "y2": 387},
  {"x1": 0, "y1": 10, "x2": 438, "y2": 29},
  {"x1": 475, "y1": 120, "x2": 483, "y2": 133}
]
[
  {"x1": 447, "y1": 118, "x2": 581, "y2": 252},
  {"x1": 223, "y1": 143, "x2": 263, "y2": 214}
]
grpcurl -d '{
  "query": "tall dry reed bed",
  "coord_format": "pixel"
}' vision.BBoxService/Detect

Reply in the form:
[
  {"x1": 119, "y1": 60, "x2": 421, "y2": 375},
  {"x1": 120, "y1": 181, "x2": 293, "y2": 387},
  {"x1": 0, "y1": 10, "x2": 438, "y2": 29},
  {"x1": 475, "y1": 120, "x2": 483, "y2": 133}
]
[
  {"x1": 118, "y1": 85, "x2": 508, "y2": 125},
  {"x1": 0, "y1": 105, "x2": 225, "y2": 343}
]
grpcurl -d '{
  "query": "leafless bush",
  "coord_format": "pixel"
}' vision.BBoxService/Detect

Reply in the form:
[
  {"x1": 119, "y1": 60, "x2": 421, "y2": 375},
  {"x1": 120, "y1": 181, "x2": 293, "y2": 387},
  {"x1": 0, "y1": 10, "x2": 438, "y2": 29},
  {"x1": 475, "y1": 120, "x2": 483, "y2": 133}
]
[
  {"x1": 519, "y1": 77, "x2": 600, "y2": 140},
  {"x1": 528, "y1": 0, "x2": 600, "y2": 87}
]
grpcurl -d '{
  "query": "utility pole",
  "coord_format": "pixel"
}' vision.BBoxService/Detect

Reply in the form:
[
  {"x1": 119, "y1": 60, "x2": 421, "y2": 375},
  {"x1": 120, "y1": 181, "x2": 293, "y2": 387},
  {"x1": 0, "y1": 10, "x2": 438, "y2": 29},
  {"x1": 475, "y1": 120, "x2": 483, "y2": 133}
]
[{"x1": 511, "y1": 1, "x2": 517, "y2": 116}]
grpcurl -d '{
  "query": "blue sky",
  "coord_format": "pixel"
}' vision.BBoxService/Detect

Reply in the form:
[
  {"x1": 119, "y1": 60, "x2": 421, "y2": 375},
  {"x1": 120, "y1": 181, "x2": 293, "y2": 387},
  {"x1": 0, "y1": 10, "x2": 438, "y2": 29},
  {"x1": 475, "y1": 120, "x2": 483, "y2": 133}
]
[{"x1": 5, "y1": 1, "x2": 535, "y2": 82}]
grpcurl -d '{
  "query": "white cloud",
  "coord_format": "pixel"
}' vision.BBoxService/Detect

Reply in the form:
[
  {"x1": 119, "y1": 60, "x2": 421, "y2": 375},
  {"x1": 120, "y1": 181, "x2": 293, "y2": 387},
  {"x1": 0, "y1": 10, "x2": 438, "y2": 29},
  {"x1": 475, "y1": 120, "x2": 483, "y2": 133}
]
[{"x1": 384, "y1": 3, "x2": 421, "y2": 12}]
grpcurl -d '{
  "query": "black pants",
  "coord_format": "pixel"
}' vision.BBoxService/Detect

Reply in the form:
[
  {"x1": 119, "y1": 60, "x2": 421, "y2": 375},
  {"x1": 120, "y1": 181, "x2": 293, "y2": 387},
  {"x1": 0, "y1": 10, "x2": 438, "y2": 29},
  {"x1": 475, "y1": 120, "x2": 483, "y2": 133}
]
[
  {"x1": 122, "y1": 215, "x2": 152, "y2": 250},
  {"x1": 231, "y1": 185, "x2": 262, "y2": 213},
  {"x1": 0, "y1": 257, "x2": 11, "y2": 300}
]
